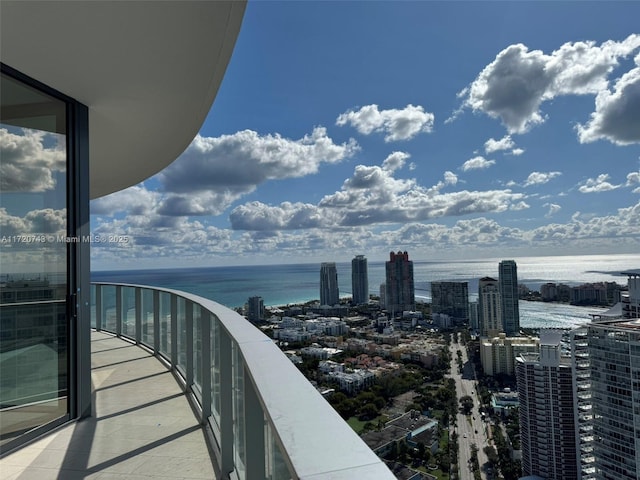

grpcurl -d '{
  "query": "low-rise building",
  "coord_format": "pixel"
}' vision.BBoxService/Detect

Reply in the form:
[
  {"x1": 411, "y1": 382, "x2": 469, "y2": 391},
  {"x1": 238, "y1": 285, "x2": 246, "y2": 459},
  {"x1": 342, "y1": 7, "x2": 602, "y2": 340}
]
[
  {"x1": 361, "y1": 411, "x2": 439, "y2": 457},
  {"x1": 491, "y1": 388, "x2": 519, "y2": 416},
  {"x1": 325, "y1": 369, "x2": 375, "y2": 394},
  {"x1": 480, "y1": 333, "x2": 539, "y2": 376}
]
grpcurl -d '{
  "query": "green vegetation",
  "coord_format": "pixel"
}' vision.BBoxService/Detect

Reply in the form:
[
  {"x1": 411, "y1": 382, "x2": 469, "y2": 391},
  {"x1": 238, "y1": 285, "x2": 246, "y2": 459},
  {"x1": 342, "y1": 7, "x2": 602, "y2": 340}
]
[
  {"x1": 459, "y1": 395, "x2": 474, "y2": 415},
  {"x1": 346, "y1": 414, "x2": 386, "y2": 434},
  {"x1": 492, "y1": 425, "x2": 522, "y2": 480}
]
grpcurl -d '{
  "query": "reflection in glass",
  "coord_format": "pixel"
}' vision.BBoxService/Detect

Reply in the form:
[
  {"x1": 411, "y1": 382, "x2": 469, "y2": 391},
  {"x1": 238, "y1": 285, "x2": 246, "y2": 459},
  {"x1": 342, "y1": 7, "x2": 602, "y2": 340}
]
[{"x1": 0, "y1": 72, "x2": 68, "y2": 447}]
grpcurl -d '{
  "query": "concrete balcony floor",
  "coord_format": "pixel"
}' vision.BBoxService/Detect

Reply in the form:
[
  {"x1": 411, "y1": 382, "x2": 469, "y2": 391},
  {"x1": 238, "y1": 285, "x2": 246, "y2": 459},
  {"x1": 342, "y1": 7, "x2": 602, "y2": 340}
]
[{"x1": 0, "y1": 331, "x2": 218, "y2": 479}]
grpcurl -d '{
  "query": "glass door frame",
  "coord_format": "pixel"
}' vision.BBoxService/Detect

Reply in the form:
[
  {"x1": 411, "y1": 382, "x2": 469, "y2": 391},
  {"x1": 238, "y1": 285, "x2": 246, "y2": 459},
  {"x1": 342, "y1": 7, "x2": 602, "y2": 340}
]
[{"x1": 0, "y1": 62, "x2": 91, "y2": 455}]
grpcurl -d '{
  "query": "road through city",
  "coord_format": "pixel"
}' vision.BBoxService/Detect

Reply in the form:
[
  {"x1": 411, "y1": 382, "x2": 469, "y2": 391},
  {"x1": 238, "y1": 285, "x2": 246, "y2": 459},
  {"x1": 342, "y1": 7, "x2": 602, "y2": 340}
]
[{"x1": 449, "y1": 334, "x2": 491, "y2": 480}]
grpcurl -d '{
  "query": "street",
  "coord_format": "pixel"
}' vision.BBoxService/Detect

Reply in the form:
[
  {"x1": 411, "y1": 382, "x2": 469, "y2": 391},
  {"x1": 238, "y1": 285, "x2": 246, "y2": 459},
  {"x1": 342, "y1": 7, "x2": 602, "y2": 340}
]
[{"x1": 448, "y1": 333, "x2": 491, "y2": 480}]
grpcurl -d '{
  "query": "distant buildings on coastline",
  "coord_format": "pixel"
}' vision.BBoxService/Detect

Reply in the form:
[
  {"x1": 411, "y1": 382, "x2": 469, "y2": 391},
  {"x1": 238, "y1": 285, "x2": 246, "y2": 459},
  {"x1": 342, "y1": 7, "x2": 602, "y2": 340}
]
[{"x1": 237, "y1": 262, "x2": 640, "y2": 479}]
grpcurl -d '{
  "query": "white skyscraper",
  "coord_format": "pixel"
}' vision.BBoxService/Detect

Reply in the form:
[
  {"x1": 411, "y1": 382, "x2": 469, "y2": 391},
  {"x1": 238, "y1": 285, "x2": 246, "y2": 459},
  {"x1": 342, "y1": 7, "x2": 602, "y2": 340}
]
[
  {"x1": 588, "y1": 319, "x2": 640, "y2": 479},
  {"x1": 517, "y1": 330, "x2": 578, "y2": 480},
  {"x1": 479, "y1": 277, "x2": 501, "y2": 337},
  {"x1": 320, "y1": 262, "x2": 339, "y2": 306}
]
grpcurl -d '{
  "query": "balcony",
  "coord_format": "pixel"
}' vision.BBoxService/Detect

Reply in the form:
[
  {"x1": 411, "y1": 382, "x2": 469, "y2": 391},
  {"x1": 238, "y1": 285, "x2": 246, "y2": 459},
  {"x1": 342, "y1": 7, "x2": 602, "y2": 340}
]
[{"x1": 0, "y1": 282, "x2": 393, "y2": 479}]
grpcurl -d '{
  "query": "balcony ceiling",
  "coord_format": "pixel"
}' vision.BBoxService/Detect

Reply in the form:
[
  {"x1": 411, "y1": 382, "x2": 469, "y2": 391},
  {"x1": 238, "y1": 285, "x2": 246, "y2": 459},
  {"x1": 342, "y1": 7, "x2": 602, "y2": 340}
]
[{"x1": 1, "y1": 0, "x2": 245, "y2": 199}]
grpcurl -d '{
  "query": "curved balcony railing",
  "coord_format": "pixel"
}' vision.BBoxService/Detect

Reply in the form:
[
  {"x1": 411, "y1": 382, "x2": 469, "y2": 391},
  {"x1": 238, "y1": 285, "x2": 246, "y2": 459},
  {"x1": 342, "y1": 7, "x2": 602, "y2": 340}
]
[{"x1": 91, "y1": 282, "x2": 394, "y2": 480}]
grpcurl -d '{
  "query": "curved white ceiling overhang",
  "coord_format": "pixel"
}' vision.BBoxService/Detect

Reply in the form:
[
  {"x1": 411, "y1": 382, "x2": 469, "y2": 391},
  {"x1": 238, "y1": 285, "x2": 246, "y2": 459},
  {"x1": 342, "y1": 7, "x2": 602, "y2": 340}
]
[{"x1": 1, "y1": 0, "x2": 246, "y2": 199}]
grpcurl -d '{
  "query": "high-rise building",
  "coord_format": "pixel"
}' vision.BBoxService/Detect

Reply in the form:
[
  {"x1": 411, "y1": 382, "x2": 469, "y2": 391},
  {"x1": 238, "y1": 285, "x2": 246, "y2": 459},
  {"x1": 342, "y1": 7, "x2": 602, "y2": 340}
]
[
  {"x1": 247, "y1": 296, "x2": 264, "y2": 322},
  {"x1": 517, "y1": 330, "x2": 578, "y2": 480},
  {"x1": 385, "y1": 251, "x2": 415, "y2": 315},
  {"x1": 320, "y1": 262, "x2": 339, "y2": 306},
  {"x1": 621, "y1": 270, "x2": 640, "y2": 319},
  {"x1": 478, "y1": 277, "x2": 501, "y2": 337},
  {"x1": 570, "y1": 327, "x2": 594, "y2": 480},
  {"x1": 351, "y1": 255, "x2": 369, "y2": 305},
  {"x1": 379, "y1": 283, "x2": 386, "y2": 308},
  {"x1": 588, "y1": 319, "x2": 640, "y2": 479},
  {"x1": 499, "y1": 260, "x2": 520, "y2": 336},
  {"x1": 469, "y1": 301, "x2": 479, "y2": 331},
  {"x1": 431, "y1": 281, "x2": 469, "y2": 323}
]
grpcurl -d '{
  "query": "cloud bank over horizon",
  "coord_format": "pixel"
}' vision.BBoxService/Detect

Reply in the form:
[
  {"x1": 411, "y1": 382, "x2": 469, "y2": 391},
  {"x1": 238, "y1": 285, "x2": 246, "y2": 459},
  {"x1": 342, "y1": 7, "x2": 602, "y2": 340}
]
[{"x1": 84, "y1": 16, "x2": 640, "y2": 268}]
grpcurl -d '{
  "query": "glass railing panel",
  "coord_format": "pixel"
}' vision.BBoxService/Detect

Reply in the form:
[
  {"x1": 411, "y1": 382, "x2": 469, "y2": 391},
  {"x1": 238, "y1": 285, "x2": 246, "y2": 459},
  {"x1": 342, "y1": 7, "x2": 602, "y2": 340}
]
[
  {"x1": 159, "y1": 291, "x2": 171, "y2": 358},
  {"x1": 266, "y1": 423, "x2": 293, "y2": 479},
  {"x1": 211, "y1": 315, "x2": 221, "y2": 424},
  {"x1": 90, "y1": 284, "x2": 96, "y2": 328},
  {"x1": 176, "y1": 297, "x2": 186, "y2": 376},
  {"x1": 193, "y1": 304, "x2": 203, "y2": 393},
  {"x1": 232, "y1": 343, "x2": 246, "y2": 479},
  {"x1": 101, "y1": 285, "x2": 117, "y2": 332},
  {"x1": 121, "y1": 286, "x2": 136, "y2": 339},
  {"x1": 88, "y1": 282, "x2": 395, "y2": 479},
  {"x1": 141, "y1": 288, "x2": 154, "y2": 347}
]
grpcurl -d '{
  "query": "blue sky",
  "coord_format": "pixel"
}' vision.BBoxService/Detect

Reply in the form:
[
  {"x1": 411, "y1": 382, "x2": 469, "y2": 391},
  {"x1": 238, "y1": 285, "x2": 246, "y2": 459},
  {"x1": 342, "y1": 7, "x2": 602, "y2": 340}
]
[{"x1": 89, "y1": 2, "x2": 640, "y2": 269}]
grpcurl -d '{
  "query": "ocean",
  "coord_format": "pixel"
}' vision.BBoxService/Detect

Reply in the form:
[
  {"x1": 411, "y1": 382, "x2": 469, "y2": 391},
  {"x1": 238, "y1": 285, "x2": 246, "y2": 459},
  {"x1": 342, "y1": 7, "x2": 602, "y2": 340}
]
[{"x1": 91, "y1": 253, "x2": 640, "y2": 330}]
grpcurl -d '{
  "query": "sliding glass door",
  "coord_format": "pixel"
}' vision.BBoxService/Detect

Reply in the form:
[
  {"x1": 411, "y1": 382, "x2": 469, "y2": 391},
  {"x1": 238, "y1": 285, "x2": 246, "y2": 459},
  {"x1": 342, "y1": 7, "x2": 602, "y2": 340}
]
[{"x1": 0, "y1": 71, "x2": 70, "y2": 448}]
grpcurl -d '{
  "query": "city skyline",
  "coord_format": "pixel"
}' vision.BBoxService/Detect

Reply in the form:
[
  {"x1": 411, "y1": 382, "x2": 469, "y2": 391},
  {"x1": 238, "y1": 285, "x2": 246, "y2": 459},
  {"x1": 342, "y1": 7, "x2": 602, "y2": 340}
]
[{"x1": 82, "y1": 2, "x2": 639, "y2": 270}]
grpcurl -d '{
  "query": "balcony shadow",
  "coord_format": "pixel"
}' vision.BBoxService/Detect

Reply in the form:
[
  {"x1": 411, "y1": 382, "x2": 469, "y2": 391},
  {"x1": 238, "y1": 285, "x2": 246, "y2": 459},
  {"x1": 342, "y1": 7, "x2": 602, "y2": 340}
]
[
  {"x1": 92, "y1": 371, "x2": 168, "y2": 393},
  {"x1": 54, "y1": 334, "x2": 213, "y2": 478},
  {"x1": 96, "y1": 392, "x2": 185, "y2": 422},
  {"x1": 92, "y1": 355, "x2": 150, "y2": 370}
]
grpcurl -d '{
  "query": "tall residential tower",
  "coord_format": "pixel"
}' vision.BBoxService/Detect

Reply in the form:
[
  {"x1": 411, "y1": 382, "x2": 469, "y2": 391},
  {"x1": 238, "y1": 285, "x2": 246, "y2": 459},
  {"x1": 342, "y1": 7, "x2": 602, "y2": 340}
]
[
  {"x1": 385, "y1": 251, "x2": 415, "y2": 315},
  {"x1": 499, "y1": 260, "x2": 520, "y2": 336},
  {"x1": 320, "y1": 262, "x2": 339, "y2": 306},
  {"x1": 431, "y1": 281, "x2": 469, "y2": 323},
  {"x1": 588, "y1": 319, "x2": 640, "y2": 479},
  {"x1": 478, "y1": 277, "x2": 501, "y2": 337},
  {"x1": 351, "y1": 255, "x2": 369, "y2": 305},
  {"x1": 517, "y1": 330, "x2": 578, "y2": 480}
]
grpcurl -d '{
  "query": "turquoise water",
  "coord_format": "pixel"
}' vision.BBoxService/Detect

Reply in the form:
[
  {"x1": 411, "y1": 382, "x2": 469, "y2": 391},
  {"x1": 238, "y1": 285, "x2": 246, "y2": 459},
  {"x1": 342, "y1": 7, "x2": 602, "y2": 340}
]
[{"x1": 92, "y1": 253, "x2": 639, "y2": 328}]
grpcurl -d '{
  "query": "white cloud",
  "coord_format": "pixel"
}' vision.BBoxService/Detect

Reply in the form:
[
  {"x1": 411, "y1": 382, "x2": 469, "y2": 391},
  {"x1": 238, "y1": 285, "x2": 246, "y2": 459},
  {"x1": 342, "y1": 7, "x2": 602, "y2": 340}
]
[
  {"x1": 91, "y1": 185, "x2": 160, "y2": 215},
  {"x1": 444, "y1": 171, "x2": 458, "y2": 185},
  {"x1": 627, "y1": 171, "x2": 640, "y2": 186},
  {"x1": 154, "y1": 127, "x2": 358, "y2": 215},
  {"x1": 577, "y1": 54, "x2": 640, "y2": 145},
  {"x1": 229, "y1": 158, "x2": 524, "y2": 230},
  {"x1": 336, "y1": 104, "x2": 435, "y2": 142},
  {"x1": 544, "y1": 203, "x2": 562, "y2": 217},
  {"x1": 381, "y1": 151, "x2": 411, "y2": 172},
  {"x1": 523, "y1": 171, "x2": 562, "y2": 187},
  {"x1": 578, "y1": 173, "x2": 621, "y2": 193},
  {"x1": 461, "y1": 156, "x2": 496, "y2": 172},
  {"x1": 462, "y1": 35, "x2": 640, "y2": 135},
  {"x1": 510, "y1": 148, "x2": 525, "y2": 156},
  {"x1": 511, "y1": 201, "x2": 530, "y2": 211},
  {"x1": 484, "y1": 135, "x2": 515, "y2": 153},
  {"x1": 0, "y1": 128, "x2": 65, "y2": 192},
  {"x1": 0, "y1": 207, "x2": 67, "y2": 236}
]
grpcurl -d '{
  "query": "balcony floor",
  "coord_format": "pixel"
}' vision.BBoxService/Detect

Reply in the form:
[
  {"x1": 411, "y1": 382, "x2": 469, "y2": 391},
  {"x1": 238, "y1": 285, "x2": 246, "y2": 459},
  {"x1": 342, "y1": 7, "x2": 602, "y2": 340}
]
[{"x1": 0, "y1": 331, "x2": 218, "y2": 479}]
